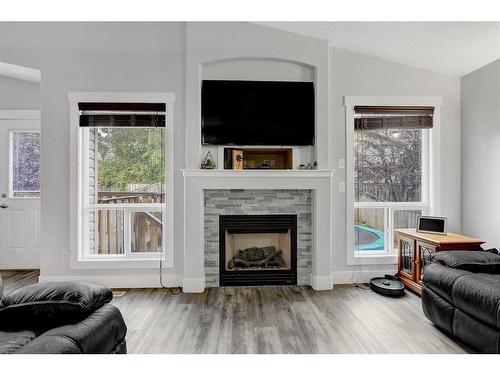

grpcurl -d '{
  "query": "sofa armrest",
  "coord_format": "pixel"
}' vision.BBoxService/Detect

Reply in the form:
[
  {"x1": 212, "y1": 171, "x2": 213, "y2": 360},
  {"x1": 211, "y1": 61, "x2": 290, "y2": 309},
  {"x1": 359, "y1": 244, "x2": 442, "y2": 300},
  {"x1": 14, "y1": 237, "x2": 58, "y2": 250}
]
[
  {"x1": 0, "y1": 281, "x2": 112, "y2": 330},
  {"x1": 432, "y1": 251, "x2": 500, "y2": 274},
  {"x1": 15, "y1": 304, "x2": 127, "y2": 354}
]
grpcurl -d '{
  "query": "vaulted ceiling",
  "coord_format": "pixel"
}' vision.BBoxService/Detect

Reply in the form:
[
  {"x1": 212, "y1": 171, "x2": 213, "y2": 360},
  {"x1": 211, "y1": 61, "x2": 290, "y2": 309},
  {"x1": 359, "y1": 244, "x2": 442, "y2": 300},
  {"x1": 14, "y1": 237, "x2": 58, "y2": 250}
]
[{"x1": 256, "y1": 22, "x2": 500, "y2": 76}]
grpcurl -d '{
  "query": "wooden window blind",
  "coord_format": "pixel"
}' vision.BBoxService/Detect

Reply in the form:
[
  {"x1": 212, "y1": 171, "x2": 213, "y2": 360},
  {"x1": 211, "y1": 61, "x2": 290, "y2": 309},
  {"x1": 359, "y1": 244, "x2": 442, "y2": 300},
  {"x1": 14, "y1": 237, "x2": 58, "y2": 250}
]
[
  {"x1": 79, "y1": 102, "x2": 166, "y2": 127},
  {"x1": 354, "y1": 106, "x2": 434, "y2": 130}
]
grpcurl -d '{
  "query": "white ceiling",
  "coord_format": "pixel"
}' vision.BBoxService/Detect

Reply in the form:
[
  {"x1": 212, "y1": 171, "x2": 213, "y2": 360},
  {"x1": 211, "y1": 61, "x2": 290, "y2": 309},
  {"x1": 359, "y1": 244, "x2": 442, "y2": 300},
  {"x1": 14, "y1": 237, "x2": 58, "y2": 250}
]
[{"x1": 256, "y1": 22, "x2": 500, "y2": 76}]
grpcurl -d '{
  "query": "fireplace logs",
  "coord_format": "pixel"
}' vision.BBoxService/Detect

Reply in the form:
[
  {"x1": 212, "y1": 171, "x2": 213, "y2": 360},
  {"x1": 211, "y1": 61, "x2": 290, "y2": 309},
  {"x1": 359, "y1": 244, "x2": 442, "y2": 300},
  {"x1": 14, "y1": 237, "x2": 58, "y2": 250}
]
[{"x1": 227, "y1": 246, "x2": 285, "y2": 269}]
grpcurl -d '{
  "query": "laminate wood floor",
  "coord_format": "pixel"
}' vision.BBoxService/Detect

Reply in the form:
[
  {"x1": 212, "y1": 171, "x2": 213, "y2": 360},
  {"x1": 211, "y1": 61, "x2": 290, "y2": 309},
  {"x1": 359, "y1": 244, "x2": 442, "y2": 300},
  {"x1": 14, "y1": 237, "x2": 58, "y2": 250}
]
[
  {"x1": 0, "y1": 270, "x2": 470, "y2": 354},
  {"x1": 0, "y1": 269, "x2": 40, "y2": 296}
]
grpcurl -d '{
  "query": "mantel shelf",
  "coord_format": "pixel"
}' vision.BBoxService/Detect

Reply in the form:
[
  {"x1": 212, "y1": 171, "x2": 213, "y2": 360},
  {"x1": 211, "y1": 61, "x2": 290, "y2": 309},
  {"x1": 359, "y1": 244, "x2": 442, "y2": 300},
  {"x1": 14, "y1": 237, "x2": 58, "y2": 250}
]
[{"x1": 182, "y1": 169, "x2": 335, "y2": 178}]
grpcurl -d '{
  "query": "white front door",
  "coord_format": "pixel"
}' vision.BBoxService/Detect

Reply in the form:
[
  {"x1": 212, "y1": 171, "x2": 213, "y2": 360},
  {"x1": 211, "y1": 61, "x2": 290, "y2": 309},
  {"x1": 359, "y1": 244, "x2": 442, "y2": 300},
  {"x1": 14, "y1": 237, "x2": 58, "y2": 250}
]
[{"x1": 0, "y1": 113, "x2": 41, "y2": 269}]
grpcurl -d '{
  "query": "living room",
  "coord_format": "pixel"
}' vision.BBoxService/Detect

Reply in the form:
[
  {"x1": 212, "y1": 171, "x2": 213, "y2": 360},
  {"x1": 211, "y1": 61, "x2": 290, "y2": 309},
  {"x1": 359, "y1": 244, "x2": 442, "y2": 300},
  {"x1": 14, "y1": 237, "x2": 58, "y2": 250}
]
[{"x1": 1, "y1": 0, "x2": 499, "y2": 371}]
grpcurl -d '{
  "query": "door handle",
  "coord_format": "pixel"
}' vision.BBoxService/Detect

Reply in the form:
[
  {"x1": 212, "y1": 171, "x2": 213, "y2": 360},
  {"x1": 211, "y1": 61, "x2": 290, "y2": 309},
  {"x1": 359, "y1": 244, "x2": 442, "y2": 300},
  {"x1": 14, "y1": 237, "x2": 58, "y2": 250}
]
[{"x1": 0, "y1": 204, "x2": 8, "y2": 209}]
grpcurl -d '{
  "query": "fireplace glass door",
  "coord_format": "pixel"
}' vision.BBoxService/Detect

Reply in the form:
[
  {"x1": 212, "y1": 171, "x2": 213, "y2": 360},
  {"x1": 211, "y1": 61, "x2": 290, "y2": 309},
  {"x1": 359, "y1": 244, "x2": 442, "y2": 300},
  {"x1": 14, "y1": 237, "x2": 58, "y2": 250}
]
[{"x1": 219, "y1": 214, "x2": 297, "y2": 286}]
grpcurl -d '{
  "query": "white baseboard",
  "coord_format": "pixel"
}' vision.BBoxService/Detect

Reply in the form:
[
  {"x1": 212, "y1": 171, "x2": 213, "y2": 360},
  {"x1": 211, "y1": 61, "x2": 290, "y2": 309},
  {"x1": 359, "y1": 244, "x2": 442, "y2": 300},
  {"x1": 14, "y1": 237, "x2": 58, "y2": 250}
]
[
  {"x1": 331, "y1": 268, "x2": 398, "y2": 284},
  {"x1": 182, "y1": 277, "x2": 206, "y2": 293},
  {"x1": 37, "y1": 269, "x2": 396, "y2": 290},
  {"x1": 311, "y1": 275, "x2": 334, "y2": 290},
  {"x1": 38, "y1": 273, "x2": 182, "y2": 289}
]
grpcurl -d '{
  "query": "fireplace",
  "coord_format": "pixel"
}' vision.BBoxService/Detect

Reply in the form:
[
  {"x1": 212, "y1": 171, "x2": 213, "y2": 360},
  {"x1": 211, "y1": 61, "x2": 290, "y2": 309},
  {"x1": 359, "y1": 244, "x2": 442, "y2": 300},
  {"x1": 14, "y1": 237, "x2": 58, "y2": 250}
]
[{"x1": 219, "y1": 214, "x2": 297, "y2": 286}]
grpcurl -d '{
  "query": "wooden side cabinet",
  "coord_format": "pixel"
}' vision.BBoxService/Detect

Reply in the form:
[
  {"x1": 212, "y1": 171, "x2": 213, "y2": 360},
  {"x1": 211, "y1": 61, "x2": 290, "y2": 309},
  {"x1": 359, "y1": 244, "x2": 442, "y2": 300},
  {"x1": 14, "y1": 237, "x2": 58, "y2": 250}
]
[{"x1": 395, "y1": 229, "x2": 484, "y2": 295}]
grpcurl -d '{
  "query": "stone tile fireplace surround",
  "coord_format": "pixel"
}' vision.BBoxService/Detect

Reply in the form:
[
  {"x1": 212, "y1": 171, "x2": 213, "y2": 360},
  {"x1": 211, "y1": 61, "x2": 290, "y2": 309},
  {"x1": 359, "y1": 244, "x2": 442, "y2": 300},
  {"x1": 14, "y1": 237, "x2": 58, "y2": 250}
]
[
  {"x1": 182, "y1": 170, "x2": 334, "y2": 293},
  {"x1": 204, "y1": 189, "x2": 312, "y2": 287}
]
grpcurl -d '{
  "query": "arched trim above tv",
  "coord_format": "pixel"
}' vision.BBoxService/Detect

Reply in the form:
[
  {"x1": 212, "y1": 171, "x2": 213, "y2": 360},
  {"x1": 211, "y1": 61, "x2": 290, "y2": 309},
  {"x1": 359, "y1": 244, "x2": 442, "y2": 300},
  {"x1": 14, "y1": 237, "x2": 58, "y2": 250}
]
[{"x1": 201, "y1": 57, "x2": 316, "y2": 83}]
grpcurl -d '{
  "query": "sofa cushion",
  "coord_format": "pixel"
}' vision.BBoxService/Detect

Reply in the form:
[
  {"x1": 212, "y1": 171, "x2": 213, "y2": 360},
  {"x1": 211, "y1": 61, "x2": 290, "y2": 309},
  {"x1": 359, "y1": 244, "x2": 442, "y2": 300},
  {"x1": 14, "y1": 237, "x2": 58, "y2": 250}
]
[
  {"x1": 0, "y1": 281, "x2": 112, "y2": 330},
  {"x1": 432, "y1": 251, "x2": 500, "y2": 274},
  {"x1": 0, "y1": 330, "x2": 37, "y2": 354}
]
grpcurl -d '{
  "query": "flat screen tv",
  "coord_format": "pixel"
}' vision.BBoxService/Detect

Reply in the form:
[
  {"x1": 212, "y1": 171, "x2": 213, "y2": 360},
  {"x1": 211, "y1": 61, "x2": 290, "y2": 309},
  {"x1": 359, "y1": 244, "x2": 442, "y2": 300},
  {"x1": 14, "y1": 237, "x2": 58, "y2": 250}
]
[{"x1": 201, "y1": 80, "x2": 315, "y2": 145}]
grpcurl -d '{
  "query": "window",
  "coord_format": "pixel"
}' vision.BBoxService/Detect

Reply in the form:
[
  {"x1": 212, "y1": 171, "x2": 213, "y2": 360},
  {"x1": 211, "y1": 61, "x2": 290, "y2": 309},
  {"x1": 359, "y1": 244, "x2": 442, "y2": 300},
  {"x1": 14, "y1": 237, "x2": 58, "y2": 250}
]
[
  {"x1": 79, "y1": 102, "x2": 167, "y2": 259},
  {"x1": 353, "y1": 106, "x2": 433, "y2": 255},
  {"x1": 10, "y1": 130, "x2": 40, "y2": 198}
]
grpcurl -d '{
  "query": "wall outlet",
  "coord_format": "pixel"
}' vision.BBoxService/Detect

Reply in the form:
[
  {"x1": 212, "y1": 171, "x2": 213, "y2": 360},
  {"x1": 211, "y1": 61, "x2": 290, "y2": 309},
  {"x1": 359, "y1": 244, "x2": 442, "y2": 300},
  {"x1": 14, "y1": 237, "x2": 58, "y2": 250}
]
[
  {"x1": 338, "y1": 158, "x2": 345, "y2": 169},
  {"x1": 339, "y1": 181, "x2": 345, "y2": 193},
  {"x1": 62, "y1": 252, "x2": 69, "y2": 262}
]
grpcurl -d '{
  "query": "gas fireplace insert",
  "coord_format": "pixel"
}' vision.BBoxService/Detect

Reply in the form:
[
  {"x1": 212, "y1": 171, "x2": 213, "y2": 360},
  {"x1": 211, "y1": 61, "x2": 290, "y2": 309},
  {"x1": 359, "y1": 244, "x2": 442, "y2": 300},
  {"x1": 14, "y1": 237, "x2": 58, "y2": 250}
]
[{"x1": 219, "y1": 214, "x2": 297, "y2": 286}]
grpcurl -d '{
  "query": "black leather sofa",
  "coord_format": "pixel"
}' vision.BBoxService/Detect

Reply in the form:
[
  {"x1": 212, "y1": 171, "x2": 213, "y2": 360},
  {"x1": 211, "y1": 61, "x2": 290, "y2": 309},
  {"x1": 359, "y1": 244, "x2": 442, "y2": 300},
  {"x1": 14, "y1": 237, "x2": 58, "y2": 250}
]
[
  {"x1": 421, "y1": 251, "x2": 500, "y2": 353},
  {"x1": 0, "y1": 277, "x2": 127, "y2": 354}
]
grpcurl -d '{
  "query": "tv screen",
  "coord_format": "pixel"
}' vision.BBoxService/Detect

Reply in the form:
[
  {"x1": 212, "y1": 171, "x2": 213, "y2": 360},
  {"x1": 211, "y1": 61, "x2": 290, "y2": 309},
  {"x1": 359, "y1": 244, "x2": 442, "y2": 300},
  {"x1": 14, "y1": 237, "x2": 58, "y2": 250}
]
[{"x1": 201, "y1": 80, "x2": 315, "y2": 145}]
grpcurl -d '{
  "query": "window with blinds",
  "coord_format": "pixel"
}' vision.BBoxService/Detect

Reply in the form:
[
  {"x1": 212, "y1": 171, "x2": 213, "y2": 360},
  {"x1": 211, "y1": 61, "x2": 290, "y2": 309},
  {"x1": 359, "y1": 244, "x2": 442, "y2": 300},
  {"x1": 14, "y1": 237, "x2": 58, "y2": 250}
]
[
  {"x1": 353, "y1": 106, "x2": 433, "y2": 254},
  {"x1": 78, "y1": 102, "x2": 166, "y2": 257}
]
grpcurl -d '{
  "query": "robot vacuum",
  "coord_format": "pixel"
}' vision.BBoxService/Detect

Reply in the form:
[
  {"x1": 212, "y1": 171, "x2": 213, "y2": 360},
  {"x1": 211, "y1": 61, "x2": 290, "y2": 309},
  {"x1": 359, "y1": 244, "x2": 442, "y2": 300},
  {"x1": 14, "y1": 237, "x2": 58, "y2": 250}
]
[{"x1": 369, "y1": 275, "x2": 405, "y2": 297}]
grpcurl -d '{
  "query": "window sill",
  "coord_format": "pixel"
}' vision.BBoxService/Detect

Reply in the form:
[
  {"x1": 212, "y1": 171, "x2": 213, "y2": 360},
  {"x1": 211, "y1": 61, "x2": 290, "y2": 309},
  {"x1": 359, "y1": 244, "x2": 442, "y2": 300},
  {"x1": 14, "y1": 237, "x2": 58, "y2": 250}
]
[
  {"x1": 347, "y1": 252, "x2": 398, "y2": 266},
  {"x1": 70, "y1": 256, "x2": 172, "y2": 270}
]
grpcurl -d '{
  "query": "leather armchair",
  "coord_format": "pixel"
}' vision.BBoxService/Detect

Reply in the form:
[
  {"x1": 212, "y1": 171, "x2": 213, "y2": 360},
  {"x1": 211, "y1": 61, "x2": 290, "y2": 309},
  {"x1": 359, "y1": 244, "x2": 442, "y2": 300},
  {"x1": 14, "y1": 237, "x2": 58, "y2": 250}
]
[
  {"x1": 0, "y1": 278, "x2": 127, "y2": 354},
  {"x1": 421, "y1": 251, "x2": 500, "y2": 353}
]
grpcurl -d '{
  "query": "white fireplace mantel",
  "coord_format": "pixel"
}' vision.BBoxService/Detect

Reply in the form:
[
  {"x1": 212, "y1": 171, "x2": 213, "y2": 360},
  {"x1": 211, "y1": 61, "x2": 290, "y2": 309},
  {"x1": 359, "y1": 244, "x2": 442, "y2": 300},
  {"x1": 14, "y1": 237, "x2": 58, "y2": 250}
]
[
  {"x1": 182, "y1": 169, "x2": 335, "y2": 292},
  {"x1": 182, "y1": 169, "x2": 334, "y2": 178}
]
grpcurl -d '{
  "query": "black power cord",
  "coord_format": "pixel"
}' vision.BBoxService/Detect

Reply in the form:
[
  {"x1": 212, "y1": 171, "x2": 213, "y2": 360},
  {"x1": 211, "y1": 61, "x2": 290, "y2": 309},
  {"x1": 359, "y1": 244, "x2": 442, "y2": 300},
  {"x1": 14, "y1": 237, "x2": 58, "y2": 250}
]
[
  {"x1": 153, "y1": 126, "x2": 181, "y2": 296},
  {"x1": 160, "y1": 258, "x2": 182, "y2": 295},
  {"x1": 352, "y1": 127, "x2": 372, "y2": 292}
]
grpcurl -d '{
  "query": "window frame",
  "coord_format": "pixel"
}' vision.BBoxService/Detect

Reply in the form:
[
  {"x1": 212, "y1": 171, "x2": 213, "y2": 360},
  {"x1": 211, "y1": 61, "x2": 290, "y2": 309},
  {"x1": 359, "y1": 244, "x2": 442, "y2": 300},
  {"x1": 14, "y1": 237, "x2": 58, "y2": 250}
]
[
  {"x1": 9, "y1": 129, "x2": 41, "y2": 200},
  {"x1": 344, "y1": 96, "x2": 442, "y2": 266},
  {"x1": 69, "y1": 92, "x2": 175, "y2": 270}
]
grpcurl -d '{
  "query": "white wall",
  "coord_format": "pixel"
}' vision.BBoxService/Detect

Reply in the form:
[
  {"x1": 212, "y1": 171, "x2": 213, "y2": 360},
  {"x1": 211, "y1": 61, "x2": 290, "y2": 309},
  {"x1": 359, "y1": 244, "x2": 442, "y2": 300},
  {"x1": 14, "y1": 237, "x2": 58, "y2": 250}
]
[
  {"x1": 461, "y1": 59, "x2": 500, "y2": 248},
  {"x1": 0, "y1": 22, "x2": 463, "y2": 285},
  {"x1": 0, "y1": 76, "x2": 40, "y2": 109},
  {"x1": 330, "y1": 48, "x2": 461, "y2": 272}
]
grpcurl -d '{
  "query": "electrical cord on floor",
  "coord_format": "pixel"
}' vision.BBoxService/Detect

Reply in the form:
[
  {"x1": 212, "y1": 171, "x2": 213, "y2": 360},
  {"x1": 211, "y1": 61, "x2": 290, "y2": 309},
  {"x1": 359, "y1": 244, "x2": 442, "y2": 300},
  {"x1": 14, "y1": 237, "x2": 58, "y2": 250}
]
[
  {"x1": 351, "y1": 257, "x2": 372, "y2": 291},
  {"x1": 352, "y1": 126, "x2": 372, "y2": 292},
  {"x1": 159, "y1": 258, "x2": 182, "y2": 295}
]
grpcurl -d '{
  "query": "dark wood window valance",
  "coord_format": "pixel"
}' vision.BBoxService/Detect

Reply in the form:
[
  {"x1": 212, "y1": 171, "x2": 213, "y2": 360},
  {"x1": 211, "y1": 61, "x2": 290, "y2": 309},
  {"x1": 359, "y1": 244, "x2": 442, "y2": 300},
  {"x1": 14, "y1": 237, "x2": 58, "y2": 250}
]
[
  {"x1": 79, "y1": 102, "x2": 166, "y2": 127},
  {"x1": 354, "y1": 106, "x2": 434, "y2": 130}
]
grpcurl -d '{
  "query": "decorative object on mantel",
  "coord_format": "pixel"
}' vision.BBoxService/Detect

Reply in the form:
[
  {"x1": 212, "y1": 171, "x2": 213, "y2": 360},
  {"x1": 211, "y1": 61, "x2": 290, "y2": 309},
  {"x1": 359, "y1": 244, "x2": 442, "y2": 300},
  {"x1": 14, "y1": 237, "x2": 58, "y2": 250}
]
[
  {"x1": 201, "y1": 151, "x2": 216, "y2": 169},
  {"x1": 299, "y1": 162, "x2": 318, "y2": 170},
  {"x1": 232, "y1": 149, "x2": 244, "y2": 170}
]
